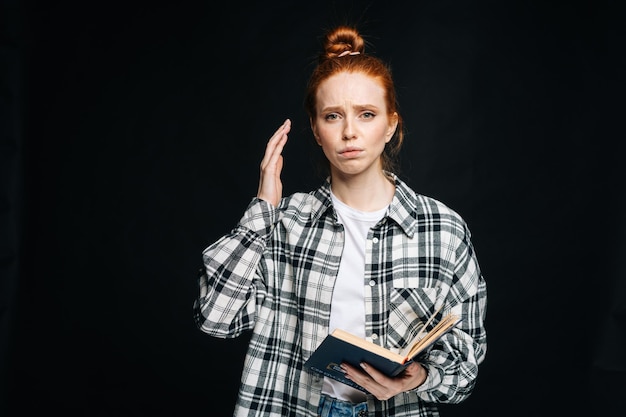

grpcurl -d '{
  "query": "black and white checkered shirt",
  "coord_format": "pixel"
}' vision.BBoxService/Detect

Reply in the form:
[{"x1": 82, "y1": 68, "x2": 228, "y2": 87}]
[{"x1": 195, "y1": 173, "x2": 487, "y2": 417}]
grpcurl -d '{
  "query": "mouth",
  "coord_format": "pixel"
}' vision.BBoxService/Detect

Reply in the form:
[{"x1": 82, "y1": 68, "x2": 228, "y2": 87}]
[{"x1": 339, "y1": 147, "x2": 363, "y2": 158}]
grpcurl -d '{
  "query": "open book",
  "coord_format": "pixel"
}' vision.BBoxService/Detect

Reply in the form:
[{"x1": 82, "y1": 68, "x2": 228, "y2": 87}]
[{"x1": 304, "y1": 308, "x2": 460, "y2": 392}]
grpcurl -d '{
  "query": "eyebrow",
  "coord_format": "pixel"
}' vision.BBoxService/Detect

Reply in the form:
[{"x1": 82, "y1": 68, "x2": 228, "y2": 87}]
[{"x1": 320, "y1": 104, "x2": 382, "y2": 113}]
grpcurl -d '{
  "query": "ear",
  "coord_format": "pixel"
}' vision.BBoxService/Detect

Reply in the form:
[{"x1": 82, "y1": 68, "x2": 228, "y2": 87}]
[
  {"x1": 310, "y1": 117, "x2": 321, "y2": 145},
  {"x1": 385, "y1": 112, "x2": 399, "y2": 143}
]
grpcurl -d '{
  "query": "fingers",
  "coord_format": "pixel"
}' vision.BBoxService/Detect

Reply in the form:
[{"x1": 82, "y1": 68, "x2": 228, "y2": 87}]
[
  {"x1": 342, "y1": 361, "x2": 419, "y2": 401},
  {"x1": 340, "y1": 362, "x2": 387, "y2": 394},
  {"x1": 260, "y1": 119, "x2": 290, "y2": 171},
  {"x1": 257, "y1": 119, "x2": 291, "y2": 207}
]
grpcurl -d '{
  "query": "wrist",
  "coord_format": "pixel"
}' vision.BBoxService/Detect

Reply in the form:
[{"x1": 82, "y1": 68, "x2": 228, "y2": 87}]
[{"x1": 417, "y1": 363, "x2": 429, "y2": 387}]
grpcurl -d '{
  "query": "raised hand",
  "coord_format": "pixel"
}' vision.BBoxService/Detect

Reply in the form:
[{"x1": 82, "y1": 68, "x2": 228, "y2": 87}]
[{"x1": 257, "y1": 119, "x2": 291, "y2": 207}]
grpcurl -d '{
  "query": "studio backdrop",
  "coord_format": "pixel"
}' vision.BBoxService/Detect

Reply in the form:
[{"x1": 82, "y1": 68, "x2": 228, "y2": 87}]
[{"x1": 1, "y1": 1, "x2": 623, "y2": 416}]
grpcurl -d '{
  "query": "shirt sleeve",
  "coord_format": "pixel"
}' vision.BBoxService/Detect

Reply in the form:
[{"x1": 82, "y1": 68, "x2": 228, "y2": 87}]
[
  {"x1": 193, "y1": 197, "x2": 280, "y2": 338},
  {"x1": 414, "y1": 221, "x2": 488, "y2": 404}
]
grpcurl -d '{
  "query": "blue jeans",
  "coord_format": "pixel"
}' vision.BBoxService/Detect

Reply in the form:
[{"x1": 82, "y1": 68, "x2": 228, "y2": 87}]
[{"x1": 318, "y1": 394, "x2": 368, "y2": 417}]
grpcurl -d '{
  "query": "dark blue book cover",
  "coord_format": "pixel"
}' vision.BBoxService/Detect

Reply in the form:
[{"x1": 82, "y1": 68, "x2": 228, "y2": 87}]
[{"x1": 304, "y1": 331, "x2": 412, "y2": 392}]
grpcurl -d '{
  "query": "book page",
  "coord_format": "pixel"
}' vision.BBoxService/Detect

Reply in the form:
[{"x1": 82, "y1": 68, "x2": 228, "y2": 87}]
[
  {"x1": 331, "y1": 328, "x2": 406, "y2": 363},
  {"x1": 404, "y1": 312, "x2": 460, "y2": 359},
  {"x1": 331, "y1": 310, "x2": 460, "y2": 365}
]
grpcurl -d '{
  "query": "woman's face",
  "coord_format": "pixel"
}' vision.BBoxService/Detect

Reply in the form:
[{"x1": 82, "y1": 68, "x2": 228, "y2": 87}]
[{"x1": 311, "y1": 71, "x2": 398, "y2": 178}]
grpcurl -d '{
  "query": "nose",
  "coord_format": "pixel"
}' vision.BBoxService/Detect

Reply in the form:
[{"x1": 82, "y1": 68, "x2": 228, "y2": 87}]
[{"x1": 342, "y1": 120, "x2": 356, "y2": 140}]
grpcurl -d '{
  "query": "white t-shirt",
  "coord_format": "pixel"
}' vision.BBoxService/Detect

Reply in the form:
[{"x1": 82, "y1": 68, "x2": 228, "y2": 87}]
[{"x1": 322, "y1": 191, "x2": 387, "y2": 402}]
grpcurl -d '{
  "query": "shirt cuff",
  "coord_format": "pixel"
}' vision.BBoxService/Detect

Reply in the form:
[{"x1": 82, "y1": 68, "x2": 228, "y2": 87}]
[
  {"x1": 238, "y1": 197, "x2": 280, "y2": 237},
  {"x1": 414, "y1": 363, "x2": 442, "y2": 392}
]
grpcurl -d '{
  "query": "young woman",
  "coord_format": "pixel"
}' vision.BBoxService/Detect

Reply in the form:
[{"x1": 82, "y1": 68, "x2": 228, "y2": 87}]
[{"x1": 194, "y1": 25, "x2": 487, "y2": 417}]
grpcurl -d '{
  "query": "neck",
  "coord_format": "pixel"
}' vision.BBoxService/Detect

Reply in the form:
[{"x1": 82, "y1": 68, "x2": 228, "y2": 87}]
[{"x1": 330, "y1": 171, "x2": 395, "y2": 212}]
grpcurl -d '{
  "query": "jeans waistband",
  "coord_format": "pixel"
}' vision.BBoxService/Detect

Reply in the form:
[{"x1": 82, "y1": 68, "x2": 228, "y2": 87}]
[{"x1": 318, "y1": 394, "x2": 368, "y2": 417}]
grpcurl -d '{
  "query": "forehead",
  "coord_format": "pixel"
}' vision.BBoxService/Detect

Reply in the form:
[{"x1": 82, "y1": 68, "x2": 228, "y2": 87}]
[{"x1": 316, "y1": 72, "x2": 387, "y2": 108}]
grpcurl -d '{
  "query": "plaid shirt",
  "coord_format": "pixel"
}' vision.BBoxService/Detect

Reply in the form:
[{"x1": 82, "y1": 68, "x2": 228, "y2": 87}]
[{"x1": 195, "y1": 173, "x2": 487, "y2": 417}]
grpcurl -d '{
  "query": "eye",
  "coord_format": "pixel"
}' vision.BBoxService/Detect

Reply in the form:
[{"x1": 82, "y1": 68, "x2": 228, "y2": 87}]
[
  {"x1": 361, "y1": 111, "x2": 375, "y2": 119},
  {"x1": 324, "y1": 113, "x2": 339, "y2": 121}
]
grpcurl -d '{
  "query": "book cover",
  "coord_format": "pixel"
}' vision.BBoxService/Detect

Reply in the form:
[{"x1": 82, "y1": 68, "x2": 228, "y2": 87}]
[{"x1": 304, "y1": 332, "x2": 411, "y2": 392}]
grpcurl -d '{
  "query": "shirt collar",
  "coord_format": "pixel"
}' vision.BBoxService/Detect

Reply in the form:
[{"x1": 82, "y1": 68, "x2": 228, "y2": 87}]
[{"x1": 308, "y1": 172, "x2": 418, "y2": 238}]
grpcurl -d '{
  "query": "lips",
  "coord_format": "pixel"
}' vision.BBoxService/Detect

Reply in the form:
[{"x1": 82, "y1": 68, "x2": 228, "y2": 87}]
[{"x1": 339, "y1": 147, "x2": 363, "y2": 158}]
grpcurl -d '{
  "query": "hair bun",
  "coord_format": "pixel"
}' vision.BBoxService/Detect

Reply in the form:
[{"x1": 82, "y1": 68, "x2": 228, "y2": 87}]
[{"x1": 322, "y1": 25, "x2": 365, "y2": 59}]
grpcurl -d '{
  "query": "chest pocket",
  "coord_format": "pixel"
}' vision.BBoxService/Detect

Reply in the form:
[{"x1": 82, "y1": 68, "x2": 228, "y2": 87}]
[{"x1": 386, "y1": 284, "x2": 440, "y2": 351}]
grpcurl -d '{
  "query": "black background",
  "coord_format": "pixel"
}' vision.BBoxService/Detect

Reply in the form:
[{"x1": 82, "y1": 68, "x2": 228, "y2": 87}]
[{"x1": 1, "y1": 1, "x2": 624, "y2": 416}]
